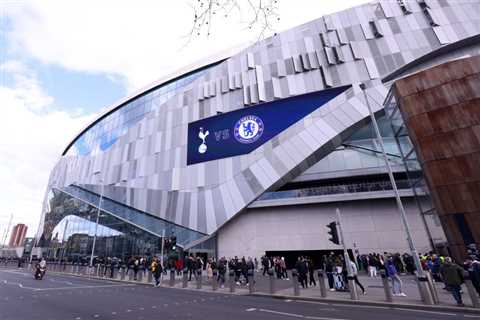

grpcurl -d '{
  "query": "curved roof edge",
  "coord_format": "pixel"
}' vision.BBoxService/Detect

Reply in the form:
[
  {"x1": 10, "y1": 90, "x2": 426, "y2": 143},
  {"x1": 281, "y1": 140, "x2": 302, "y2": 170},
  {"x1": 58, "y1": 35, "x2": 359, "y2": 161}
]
[
  {"x1": 382, "y1": 34, "x2": 480, "y2": 84},
  {"x1": 62, "y1": 42, "x2": 250, "y2": 156}
]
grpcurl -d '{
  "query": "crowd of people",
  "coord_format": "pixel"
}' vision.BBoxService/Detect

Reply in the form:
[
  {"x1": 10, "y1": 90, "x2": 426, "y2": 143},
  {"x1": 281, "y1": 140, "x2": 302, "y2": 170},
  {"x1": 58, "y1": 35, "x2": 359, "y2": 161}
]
[
  {"x1": 354, "y1": 251, "x2": 480, "y2": 306},
  {"x1": 3, "y1": 249, "x2": 479, "y2": 307}
]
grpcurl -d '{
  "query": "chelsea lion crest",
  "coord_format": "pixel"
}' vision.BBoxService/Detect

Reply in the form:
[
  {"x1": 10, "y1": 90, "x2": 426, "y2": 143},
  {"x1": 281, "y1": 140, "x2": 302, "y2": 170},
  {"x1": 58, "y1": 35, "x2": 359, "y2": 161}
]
[{"x1": 234, "y1": 115, "x2": 264, "y2": 144}]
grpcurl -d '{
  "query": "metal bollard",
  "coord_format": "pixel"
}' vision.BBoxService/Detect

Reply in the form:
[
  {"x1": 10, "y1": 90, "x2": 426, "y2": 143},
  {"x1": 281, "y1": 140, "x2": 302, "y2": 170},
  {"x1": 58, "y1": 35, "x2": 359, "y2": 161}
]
[
  {"x1": 380, "y1": 270, "x2": 393, "y2": 302},
  {"x1": 425, "y1": 271, "x2": 439, "y2": 304},
  {"x1": 291, "y1": 269, "x2": 300, "y2": 296},
  {"x1": 128, "y1": 269, "x2": 134, "y2": 281},
  {"x1": 147, "y1": 270, "x2": 153, "y2": 284},
  {"x1": 169, "y1": 269, "x2": 175, "y2": 287},
  {"x1": 196, "y1": 269, "x2": 202, "y2": 289},
  {"x1": 229, "y1": 270, "x2": 236, "y2": 293},
  {"x1": 182, "y1": 269, "x2": 188, "y2": 288},
  {"x1": 138, "y1": 270, "x2": 144, "y2": 282},
  {"x1": 464, "y1": 272, "x2": 480, "y2": 308},
  {"x1": 212, "y1": 270, "x2": 218, "y2": 291},
  {"x1": 317, "y1": 270, "x2": 327, "y2": 298},
  {"x1": 268, "y1": 268, "x2": 276, "y2": 294},
  {"x1": 247, "y1": 269, "x2": 255, "y2": 294},
  {"x1": 120, "y1": 267, "x2": 126, "y2": 281},
  {"x1": 347, "y1": 275, "x2": 359, "y2": 301},
  {"x1": 416, "y1": 274, "x2": 435, "y2": 305}
]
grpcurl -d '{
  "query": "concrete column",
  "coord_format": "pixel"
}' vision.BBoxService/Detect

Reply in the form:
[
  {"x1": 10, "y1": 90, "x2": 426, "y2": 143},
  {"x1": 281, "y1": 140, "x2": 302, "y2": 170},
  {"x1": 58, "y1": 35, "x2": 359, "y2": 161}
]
[
  {"x1": 317, "y1": 270, "x2": 327, "y2": 298},
  {"x1": 268, "y1": 268, "x2": 276, "y2": 294},
  {"x1": 291, "y1": 269, "x2": 300, "y2": 296},
  {"x1": 380, "y1": 270, "x2": 393, "y2": 302}
]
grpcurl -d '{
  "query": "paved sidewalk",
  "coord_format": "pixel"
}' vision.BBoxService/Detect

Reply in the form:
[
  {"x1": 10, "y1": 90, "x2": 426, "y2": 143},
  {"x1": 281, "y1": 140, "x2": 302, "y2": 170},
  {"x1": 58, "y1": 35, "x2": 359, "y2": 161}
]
[{"x1": 4, "y1": 264, "x2": 479, "y2": 314}]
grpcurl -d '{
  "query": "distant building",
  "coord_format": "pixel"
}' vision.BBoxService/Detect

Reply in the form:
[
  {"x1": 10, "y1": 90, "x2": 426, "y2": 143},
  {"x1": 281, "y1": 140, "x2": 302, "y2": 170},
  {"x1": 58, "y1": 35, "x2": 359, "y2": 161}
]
[{"x1": 8, "y1": 224, "x2": 28, "y2": 247}]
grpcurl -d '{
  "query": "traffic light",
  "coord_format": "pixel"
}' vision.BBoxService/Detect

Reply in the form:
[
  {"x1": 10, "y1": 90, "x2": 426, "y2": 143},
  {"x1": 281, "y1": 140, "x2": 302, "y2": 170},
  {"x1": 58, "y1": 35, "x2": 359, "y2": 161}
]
[
  {"x1": 327, "y1": 221, "x2": 340, "y2": 245},
  {"x1": 171, "y1": 236, "x2": 177, "y2": 251}
]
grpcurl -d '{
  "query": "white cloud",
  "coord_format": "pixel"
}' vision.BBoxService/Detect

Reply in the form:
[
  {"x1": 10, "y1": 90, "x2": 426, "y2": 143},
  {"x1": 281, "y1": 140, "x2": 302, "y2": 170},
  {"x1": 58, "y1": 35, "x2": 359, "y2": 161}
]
[
  {"x1": 6, "y1": 0, "x2": 368, "y2": 91},
  {"x1": 0, "y1": 61, "x2": 95, "y2": 238}
]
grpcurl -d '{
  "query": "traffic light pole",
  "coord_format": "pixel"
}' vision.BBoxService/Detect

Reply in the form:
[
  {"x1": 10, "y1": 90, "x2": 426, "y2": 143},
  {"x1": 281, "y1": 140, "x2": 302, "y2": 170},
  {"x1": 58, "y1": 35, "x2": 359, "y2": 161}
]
[
  {"x1": 336, "y1": 208, "x2": 359, "y2": 300},
  {"x1": 160, "y1": 229, "x2": 165, "y2": 267},
  {"x1": 360, "y1": 83, "x2": 434, "y2": 305}
]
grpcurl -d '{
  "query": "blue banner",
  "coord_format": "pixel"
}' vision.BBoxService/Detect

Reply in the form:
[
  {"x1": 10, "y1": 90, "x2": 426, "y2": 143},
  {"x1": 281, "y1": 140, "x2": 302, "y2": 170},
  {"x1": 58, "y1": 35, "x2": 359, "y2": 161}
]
[{"x1": 187, "y1": 85, "x2": 351, "y2": 165}]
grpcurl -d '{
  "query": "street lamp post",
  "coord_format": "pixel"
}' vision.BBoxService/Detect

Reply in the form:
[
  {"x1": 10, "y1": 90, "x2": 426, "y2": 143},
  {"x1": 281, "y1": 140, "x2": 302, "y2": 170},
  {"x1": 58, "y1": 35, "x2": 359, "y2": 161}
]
[
  {"x1": 89, "y1": 181, "x2": 104, "y2": 268},
  {"x1": 360, "y1": 83, "x2": 434, "y2": 304}
]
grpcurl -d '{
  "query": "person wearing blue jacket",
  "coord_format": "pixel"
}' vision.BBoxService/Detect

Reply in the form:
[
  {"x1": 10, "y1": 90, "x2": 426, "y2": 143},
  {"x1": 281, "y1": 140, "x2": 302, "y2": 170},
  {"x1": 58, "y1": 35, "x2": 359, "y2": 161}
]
[{"x1": 386, "y1": 256, "x2": 406, "y2": 297}]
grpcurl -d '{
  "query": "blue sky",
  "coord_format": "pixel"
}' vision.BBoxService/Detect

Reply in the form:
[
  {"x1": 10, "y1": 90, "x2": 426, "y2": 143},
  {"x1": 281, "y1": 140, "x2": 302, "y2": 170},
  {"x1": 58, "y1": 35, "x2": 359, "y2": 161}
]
[
  {"x1": 35, "y1": 64, "x2": 125, "y2": 114},
  {"x1": 0, "y1": 0, "x2": 366, "y2": 239}
]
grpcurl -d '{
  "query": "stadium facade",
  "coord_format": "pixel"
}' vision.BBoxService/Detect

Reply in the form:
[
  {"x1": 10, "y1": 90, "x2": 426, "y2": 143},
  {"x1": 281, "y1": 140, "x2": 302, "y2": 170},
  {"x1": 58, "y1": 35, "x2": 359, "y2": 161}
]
[{"x1": 36, "y1": 0, "x2": 480, "y2": 263}]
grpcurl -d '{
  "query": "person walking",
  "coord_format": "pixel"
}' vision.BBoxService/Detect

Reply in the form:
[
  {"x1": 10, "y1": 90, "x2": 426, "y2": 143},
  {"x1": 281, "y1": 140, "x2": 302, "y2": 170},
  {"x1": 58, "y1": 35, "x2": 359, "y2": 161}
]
[
  {"x1": 218, "y1": 257, "x2": 226, "y2": 288},
  {"x1": 261, "y1": 255, "x2": 269, "y2": 276},
  {"x1": 441, "y1": 257, "x2": 465, "y2": 306},
  {"x1": 464, "y1": 256, "x2": 480, "y2": 297},
  {"x1": 133, "y1": 257, "x2": 140, "y2": 281},
  {"x1": 186, "y1": 255, "x2": 195, "y2": 281},
  {"x1": 368, "y1": 254, "x2": 378, "y2": 278},
  {"x1": 325, "y1": 254, "x2": 335, "y2": 291},
  {"x1": 308, "y1": 257, "x2": 316, "y2": 287},
  {"x1": 295, "y1": 256, "x2": 308, "y2": 289},
  {"x1": 150, "y1": 257, "x2": 163, "y2": 287},
  {"x1": 386, "y1": 257, "x2": 406, "y2": 297},
  {"x1": 350, "y1": 260, "x2": 366, "y2": 294}
]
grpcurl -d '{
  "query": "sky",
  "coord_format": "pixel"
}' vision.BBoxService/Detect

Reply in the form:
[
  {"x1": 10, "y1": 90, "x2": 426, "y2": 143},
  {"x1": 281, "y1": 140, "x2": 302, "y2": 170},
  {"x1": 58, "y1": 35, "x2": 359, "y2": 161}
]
[{"x1": 0, "y1": 0, "x2": 367, "y2": 241}]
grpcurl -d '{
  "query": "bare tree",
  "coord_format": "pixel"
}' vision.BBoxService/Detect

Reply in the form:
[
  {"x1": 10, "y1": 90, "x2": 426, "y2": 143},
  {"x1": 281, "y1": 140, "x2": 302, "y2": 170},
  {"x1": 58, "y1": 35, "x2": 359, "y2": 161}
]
[{"x1": 187, "y1": 0, "x2": 280, "y2": 41}]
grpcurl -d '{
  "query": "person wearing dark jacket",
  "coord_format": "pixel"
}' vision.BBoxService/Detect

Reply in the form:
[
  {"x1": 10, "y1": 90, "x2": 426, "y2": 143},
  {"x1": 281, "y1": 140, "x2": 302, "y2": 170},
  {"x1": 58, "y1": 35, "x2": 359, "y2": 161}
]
[
  {"x1": 133, "y1": 257, "x2": 140, "y2": 281},
  {"x1": 217, "y1": 257, "x2": 227, "y2": 288},
  {"x1": 295, "y1": 257, "x2": 308, "y2": 289},
  {"x1": 186, "y1": 255, "x2": 195, "y2": 281},
  {"x1": 464, "y1": 256, "x2": 480, "y2": 296},
  {"x1": 325, "y1": 255, "x2": 335, "y2": 291},
  {"x1": 440, "y1": 257, "x2": 465, "y2": 306},
  {"x1": 308, "y1": 258, "x2": 316, "y2": 287}
]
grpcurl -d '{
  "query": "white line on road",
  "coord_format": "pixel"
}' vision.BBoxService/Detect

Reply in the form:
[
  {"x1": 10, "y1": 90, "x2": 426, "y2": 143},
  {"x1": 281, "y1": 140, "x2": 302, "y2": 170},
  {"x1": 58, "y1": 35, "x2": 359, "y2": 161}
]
[
  {"x1": 246, "y1": 308, "x2": 347, "y2": 320},
  {"x1": 464, "y1": 315, "x2": 480, "y2": 318},
  {"x1": 33, "y1": 284, "x2": 135, "y2": 291}
]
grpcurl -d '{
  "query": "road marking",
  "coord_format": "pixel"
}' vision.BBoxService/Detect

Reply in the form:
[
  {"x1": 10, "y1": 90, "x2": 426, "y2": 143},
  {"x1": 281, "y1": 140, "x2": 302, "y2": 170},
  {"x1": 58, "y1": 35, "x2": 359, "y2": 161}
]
[
  {"x1": 33, "y1": 284, "x2": 135, "y2": 291},
  {"x1": 258, "y1": 309, "x2": 306, "y2": 318},
  {"x1": 393, "y1": 308, "x2": 457, "y2": 317},
  {"x1": 246, "y1": 308, "x2": 347, "y2": 320},
  {"x1": 465, "y1": 315, "x2": 480, "y2": 318}
]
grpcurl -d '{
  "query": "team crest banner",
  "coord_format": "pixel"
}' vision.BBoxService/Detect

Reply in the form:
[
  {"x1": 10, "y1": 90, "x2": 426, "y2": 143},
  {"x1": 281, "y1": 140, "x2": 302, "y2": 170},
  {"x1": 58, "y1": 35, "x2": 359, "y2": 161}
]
[{"x1": 186, "y1": 85, "x2": 351, "y2": 165}]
